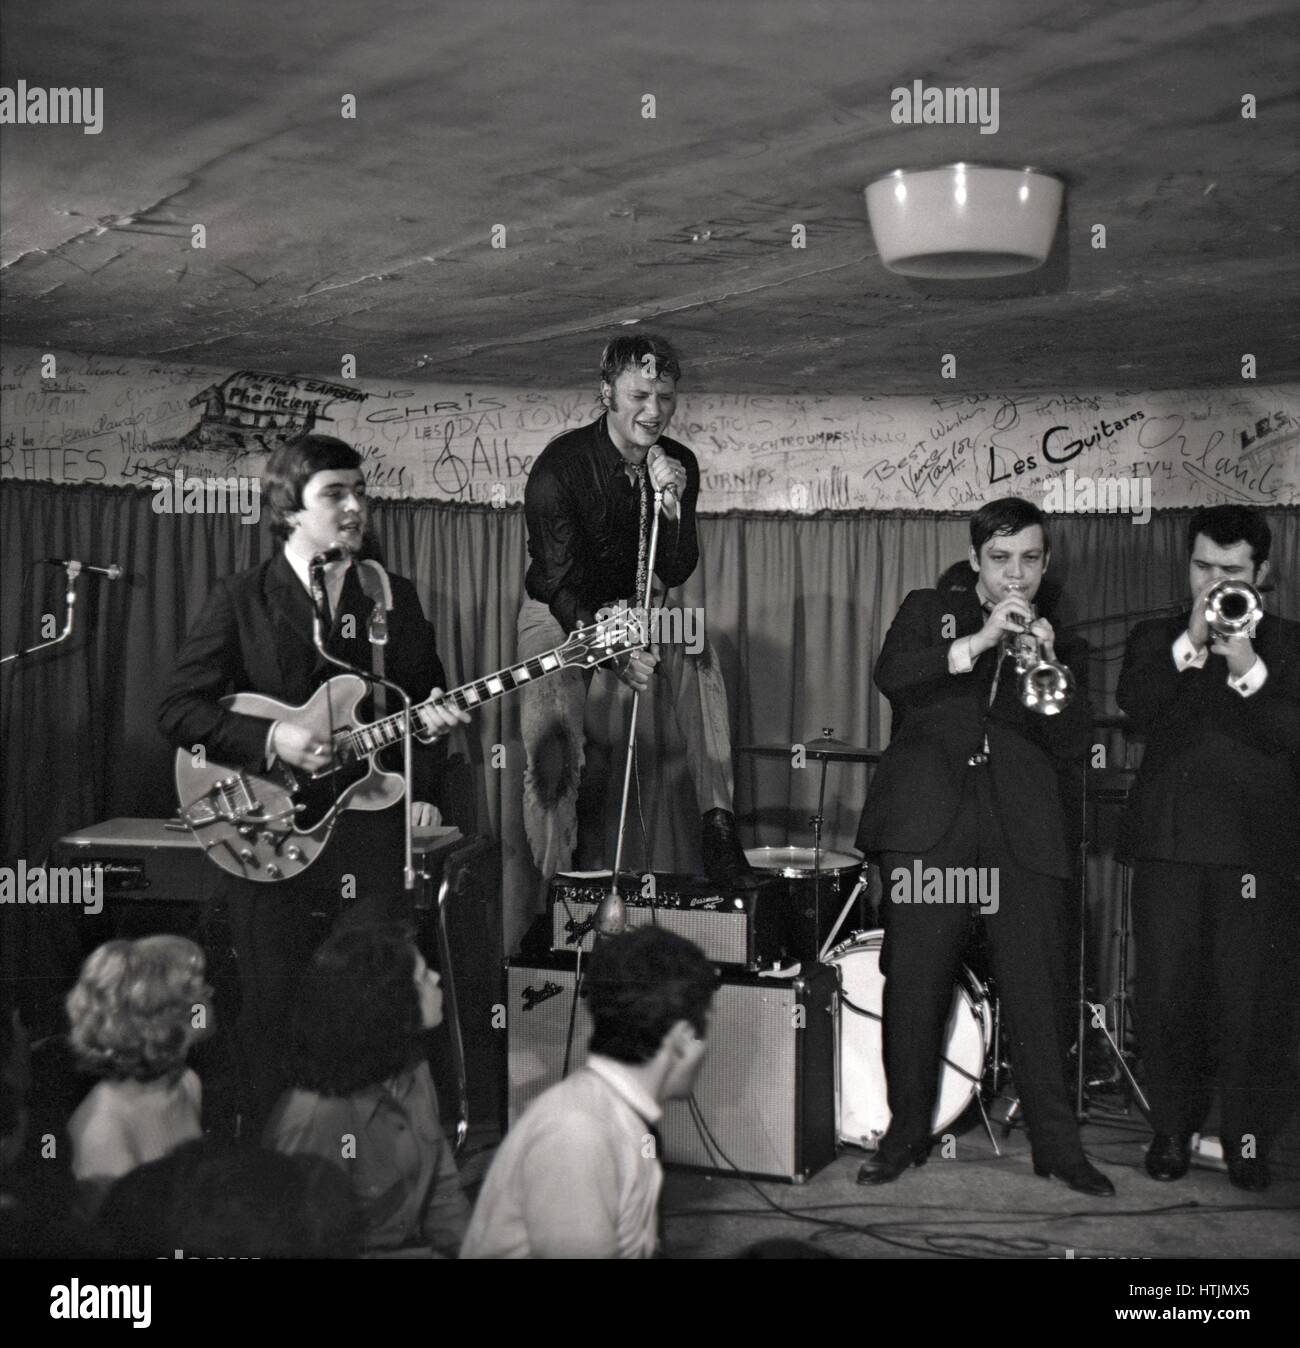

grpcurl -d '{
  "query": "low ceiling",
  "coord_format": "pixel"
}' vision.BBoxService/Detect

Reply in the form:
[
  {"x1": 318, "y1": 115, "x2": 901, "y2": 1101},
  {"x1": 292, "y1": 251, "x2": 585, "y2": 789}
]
[{"x1": 1, "y1": 0, "x2": 1297, "y2": 394}]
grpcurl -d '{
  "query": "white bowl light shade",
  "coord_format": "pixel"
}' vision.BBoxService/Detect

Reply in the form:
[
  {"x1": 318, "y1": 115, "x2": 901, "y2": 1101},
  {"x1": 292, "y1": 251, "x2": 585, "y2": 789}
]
[{"x1": 865, "y1": 164, "x2": 1064, "y2": 278}]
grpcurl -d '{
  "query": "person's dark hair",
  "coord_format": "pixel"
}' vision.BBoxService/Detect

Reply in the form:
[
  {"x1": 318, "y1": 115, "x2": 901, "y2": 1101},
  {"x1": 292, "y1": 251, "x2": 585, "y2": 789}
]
[
  {"x1": 264, "y1": 433, "x2": 363, "y2": 541},
  {"x1": 1186, "y1": 505, "x2": 1272, "y2": 568},
  {"x1": 288, "y1": 924, "x2": 424, "y2": 1096},
  {"x1": 599, "y1": 333, "x2": 682, "y2": 393},
  {"x1": 970, "y1": 496, "x2": 1050, "y2": 557},
  {"x1": 583, "y1": 927, "x2": 719, "y2": 1065},
  {"x1": 93, "y1": 1138, "x2": 359, "y2": 1258}
]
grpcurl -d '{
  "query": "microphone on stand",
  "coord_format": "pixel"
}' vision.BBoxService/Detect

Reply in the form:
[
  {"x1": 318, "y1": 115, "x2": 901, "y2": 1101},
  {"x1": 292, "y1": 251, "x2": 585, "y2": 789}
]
[
  {"x1": 646, "y1": 444, "x2": 680, "y2": 519},
  {"x1": 44, "y1": 557, "x2": 123, "y2": 580},
  {"x1": 594, "y1": 883, "x2": 627, "y2": 937}
]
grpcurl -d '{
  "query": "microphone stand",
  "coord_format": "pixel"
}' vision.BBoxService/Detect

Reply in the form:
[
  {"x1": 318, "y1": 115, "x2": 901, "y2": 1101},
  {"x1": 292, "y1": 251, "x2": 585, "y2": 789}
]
[
  {"x1": 0, "y1": 561, "x2": 82, "y2": 665},
  {"x1": 310, "y1": 557, "x2": 417, "y2": 893},
  {"x1": 594, "y1": 485, "x2": 665, "y2": 937}
]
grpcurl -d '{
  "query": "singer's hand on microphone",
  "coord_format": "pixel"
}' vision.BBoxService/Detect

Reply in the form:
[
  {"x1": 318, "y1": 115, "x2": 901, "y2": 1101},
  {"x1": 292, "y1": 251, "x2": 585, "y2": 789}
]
[
  {"x1": 614, "y1": 647, "x2": 658, "y2": 692},
  {"x1": 647, "y1": 446, "x2": 687, "y2": 522}
]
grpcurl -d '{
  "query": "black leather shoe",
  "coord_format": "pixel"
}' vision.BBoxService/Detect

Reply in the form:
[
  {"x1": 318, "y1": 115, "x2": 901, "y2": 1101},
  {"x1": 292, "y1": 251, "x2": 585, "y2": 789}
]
[
  {"x1": 1034, "y1": 1159, "x2": 1116, "y2": 1197},
  {"x1": 1145, "y1": 1133, "x2": 1191, "y2": 1181},
  {"x1": 856, "y1": 1145, "x2": 928, "y2": 1187},
  {"x1": 1227, "y1": 1156, "x2": 1271, "y2": 1192},
  {"x1": 701, "y1": 809, "x2": 759, "y2": 889}
]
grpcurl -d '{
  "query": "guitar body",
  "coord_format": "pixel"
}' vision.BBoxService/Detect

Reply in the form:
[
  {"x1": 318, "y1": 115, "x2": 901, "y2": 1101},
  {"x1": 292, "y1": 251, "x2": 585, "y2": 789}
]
[{"x1": 174, "y1": 675, "x2": 403, "y2": 883}]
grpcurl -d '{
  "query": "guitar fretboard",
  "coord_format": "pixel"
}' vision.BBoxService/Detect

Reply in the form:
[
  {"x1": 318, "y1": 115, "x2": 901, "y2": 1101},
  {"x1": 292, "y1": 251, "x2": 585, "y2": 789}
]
[{"x1": 344, "y1": 639, "x2": 602, "y2": 759}]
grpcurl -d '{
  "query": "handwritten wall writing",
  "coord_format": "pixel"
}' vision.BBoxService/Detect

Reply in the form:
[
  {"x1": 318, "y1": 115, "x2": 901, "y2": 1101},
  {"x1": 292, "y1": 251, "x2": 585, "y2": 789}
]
[{"x1": 2, "y1": 347, "x2": 1296, "y2": 511}]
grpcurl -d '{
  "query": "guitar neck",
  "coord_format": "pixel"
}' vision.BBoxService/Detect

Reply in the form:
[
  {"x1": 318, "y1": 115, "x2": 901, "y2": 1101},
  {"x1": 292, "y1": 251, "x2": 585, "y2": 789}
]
[{"x1": 353, "y1": 645, "x2": 574, "y2": 755}]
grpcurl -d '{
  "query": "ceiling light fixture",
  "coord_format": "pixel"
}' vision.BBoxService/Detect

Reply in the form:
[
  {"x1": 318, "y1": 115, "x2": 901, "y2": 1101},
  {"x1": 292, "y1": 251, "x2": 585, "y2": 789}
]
[{"x1": 865, "y1": 163, "x2": 1064, "y2": 279}]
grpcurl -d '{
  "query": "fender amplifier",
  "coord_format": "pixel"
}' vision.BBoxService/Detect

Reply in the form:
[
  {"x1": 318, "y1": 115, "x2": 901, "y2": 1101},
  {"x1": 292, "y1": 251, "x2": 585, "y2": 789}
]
[
  {"x1": 505, "y1": 955, "x2": 836, "y2": 1182},
  {"x1": 548, "y1": 871, "x2": 784, "y2": 970}
]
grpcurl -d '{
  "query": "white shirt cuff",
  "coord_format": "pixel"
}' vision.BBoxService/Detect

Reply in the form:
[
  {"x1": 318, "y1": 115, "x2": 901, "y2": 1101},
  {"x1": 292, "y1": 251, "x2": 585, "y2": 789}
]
[
  {"x1": 948, "y1": 637, "x2": 977, "y2": 675},
  {"x1": 1229, "y1": 656, "x2": 1268, "y2": 698},
  {"x1": 1172, "y1": 631, "x2": 1207, "y2": 670}
]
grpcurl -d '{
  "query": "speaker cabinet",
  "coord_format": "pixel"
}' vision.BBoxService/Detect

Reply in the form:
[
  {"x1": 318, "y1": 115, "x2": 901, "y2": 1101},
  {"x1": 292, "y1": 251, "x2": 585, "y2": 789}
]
[{"x1": 505, "y1": 956, "x2": 836, "y2": 1182}]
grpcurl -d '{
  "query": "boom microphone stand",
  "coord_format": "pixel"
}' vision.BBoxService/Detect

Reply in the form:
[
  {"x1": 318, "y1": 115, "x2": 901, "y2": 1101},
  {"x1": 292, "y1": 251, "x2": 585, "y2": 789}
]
[{"x1": 593, "y1": 483, "x2": 664, "y2": 938}]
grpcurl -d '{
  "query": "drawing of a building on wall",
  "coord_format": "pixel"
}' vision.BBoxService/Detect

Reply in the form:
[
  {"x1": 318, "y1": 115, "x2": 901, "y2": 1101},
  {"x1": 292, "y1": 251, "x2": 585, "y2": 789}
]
[{"x1": 177, "y1": 371, "x2": 366, "y2": 454}]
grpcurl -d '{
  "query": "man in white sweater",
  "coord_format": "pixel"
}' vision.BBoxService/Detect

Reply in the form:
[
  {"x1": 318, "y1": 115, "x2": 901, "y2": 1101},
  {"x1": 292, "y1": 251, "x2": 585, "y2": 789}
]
[{"x1": 463, "y1": 928, "x2": 718, "y2": 1259}]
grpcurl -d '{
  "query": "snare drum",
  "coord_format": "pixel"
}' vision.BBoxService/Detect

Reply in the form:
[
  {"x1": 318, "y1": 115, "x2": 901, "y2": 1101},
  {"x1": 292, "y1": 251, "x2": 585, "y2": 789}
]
[
  {"x1": 745, "y1": 846, "x2": 864, "y2": 963},
  {"x1": 823, "y1": 929, "x2": 991, "y2": 1148}
]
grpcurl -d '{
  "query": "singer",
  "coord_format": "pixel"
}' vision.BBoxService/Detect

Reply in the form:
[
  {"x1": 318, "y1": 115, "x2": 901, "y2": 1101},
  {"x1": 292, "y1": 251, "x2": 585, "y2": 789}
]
[
  {"x1": 156, "y1": 433, "x2": 467, "y2": 1130},
  {"x1": 517, "y1": 333, "x2": 755, "y2": 890}
]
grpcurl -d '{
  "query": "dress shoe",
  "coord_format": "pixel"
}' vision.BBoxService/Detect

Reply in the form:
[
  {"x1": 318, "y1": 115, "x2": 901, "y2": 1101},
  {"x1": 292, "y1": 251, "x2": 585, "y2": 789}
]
[
  {"x1": 1227, "y1": 1156, "x2": 1270, "y2": 1192},
  {"x1": 856, "y1": 1145, "x2": 928, "y2": 1187},
  {"x1": 701, "y1": 808, "x2": 759, "y2": 889},
  {"x1": 1033, "y1": 1159, "x2": 1116, "y2": 1197},
  {"x1": 1144, "y1": 1133, "x2": 1191, "y2": 1182}
]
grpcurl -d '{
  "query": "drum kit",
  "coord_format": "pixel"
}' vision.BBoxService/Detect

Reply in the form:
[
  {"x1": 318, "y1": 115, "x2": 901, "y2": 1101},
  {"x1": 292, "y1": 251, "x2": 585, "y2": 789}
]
[{"x1": 739, "y1": 729, "x2": 1001, "y2": 1154}]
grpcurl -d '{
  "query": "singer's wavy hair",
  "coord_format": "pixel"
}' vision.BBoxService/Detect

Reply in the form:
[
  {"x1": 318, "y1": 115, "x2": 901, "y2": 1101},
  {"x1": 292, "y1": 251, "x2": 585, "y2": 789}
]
[
  {"x1": 264, "y1": 433, "x2": 363, "y2": 541},
  {"x1": 1186, "y1": 505, "x2": 1272, "y2": 568},
  {"x1": 969, "y1": 496, "x2": 1051, "y2": 559},
  {"x1": 582, "y1": 927, "x2": 719, "y2": 1065},
  {"x1": 66, "y1": 936, "x2": 213, "y2": 1082},
  {"x1": 599, "y1": 333, "x2": 682, "y2": 399},
  {"x1": 286, "y1": 924, "x2": 426, "y2": 1097}
]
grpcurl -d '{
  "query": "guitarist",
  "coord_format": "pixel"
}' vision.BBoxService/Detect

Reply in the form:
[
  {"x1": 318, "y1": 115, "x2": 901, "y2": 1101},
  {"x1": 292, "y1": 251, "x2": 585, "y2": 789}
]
[{"x1": 157, "y1": 433, "x2": 468, "y2": 1130}]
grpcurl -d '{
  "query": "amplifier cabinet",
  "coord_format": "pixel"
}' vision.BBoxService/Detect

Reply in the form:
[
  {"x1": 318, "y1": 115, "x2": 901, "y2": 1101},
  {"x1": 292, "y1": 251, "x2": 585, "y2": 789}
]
[
  {"x1": 548, "y1": 872, "x2": 785, "y2": 970},
  {"x1": 505, "y1": 956, "x2": 836, "y2": 1183}
]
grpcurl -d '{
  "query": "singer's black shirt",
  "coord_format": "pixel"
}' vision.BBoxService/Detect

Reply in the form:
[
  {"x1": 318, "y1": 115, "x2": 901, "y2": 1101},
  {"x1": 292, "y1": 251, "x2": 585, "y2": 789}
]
[{"x1": 523, "y1": 416, "x2": 700, "y2": 633}]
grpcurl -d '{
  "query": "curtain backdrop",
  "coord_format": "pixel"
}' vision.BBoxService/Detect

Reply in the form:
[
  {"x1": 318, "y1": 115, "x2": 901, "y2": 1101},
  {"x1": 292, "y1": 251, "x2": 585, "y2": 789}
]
[{"x1": 4, "y1": 480, "x2": 1298, "y2": 1008}]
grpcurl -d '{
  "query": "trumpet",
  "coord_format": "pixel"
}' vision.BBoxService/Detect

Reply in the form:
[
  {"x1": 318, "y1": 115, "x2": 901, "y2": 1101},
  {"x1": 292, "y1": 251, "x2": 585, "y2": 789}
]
[
  {"x1": 1002, "y1": 604, "x2": 1076, "y2": 716},
  {"x1": 1203, "y1": 579, "x2": 1263, "y2": 639}
]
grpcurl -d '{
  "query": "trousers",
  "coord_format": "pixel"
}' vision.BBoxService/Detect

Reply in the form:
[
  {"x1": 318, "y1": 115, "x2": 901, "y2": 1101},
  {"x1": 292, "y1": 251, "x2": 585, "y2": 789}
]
[{"x1": 516, "y1": 596, "x2": 735, "y2": 880}]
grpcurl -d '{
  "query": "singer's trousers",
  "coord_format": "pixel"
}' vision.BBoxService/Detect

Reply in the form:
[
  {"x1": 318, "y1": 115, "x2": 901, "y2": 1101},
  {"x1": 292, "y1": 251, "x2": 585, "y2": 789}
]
[
  {"x1": 877, "y1": 768, "x2": 1086, "y2": 1169},
  {"x1": 516, "y1": 596, "x2": 735, "y2": 881},
  {"x1": 1131, "y1": 860, "x2": 1300, "y2": 1155}
]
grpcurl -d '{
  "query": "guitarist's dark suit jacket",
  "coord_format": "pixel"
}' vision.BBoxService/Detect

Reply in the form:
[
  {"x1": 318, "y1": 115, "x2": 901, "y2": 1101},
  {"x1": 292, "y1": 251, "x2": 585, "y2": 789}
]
[
  {"x1": 856, "y1": 583, "x2": 1092, "y2": 875},
  {"x1": 156, "y1": 550, "x2": 448, "y2": 1124},
  {"x1": 157, "y1": 550, "x2": 446, "y2": 812},
  {"x1": 1116, "y1": 609, "x2": 1300, "y2": 1147}
]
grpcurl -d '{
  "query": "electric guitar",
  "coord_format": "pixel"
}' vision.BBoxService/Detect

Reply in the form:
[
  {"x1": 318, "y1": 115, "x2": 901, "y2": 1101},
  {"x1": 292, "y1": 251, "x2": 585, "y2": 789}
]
[{"x1": 175, "y1": 609, "x2": 644, "y2": 881}]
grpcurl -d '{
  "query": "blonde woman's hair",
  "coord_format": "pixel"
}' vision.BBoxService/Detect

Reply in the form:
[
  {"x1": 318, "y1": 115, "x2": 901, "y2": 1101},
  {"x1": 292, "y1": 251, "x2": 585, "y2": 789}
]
[{"x1": 66, "y1": 935, "x2": 212, "y2": 1080}]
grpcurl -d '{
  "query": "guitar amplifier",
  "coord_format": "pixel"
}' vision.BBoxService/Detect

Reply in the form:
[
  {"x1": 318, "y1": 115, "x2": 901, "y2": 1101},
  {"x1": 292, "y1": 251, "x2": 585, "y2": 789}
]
[
  {"x1": 50, "y1": 817, "x2": 220, "y2": 903},
  {"x1": 548, "y1": 872, "x2": 784, "y2": 970},
  {"x1": 505, "y1": 955, "x2": 836, "y2": 1182}
]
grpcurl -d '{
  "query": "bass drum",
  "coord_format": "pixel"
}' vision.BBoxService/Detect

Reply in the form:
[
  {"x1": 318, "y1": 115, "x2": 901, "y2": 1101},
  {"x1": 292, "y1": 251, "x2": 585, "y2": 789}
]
[{"x1": 824, "y1": 929, "x2": 991, "y2": 1149}]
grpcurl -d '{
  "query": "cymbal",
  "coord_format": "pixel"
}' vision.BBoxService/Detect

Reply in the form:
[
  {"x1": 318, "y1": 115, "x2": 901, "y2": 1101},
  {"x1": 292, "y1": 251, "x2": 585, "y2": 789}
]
[{"x1": 738, "y1": 734, "x2": 884, "y2": 763}]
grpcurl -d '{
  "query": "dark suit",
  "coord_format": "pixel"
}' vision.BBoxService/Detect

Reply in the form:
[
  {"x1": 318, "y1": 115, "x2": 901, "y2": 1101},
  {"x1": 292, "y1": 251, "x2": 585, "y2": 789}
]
[
  {"x1": 857, "y1": 582, "x2": 1093, "y2": 1167},
  {"x1": 1117, "y1": 611, "x2": 1300, "y2": 1152},
  {"x1": 157, "y1": 551, "x2": 448, "y2": 1122}
]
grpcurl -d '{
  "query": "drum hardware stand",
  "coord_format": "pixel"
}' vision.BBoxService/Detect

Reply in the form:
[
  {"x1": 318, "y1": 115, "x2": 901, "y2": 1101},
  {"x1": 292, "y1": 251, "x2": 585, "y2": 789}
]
[{"x1": 1075, "y1": 747, "x2": 1151, "y2": 1128}]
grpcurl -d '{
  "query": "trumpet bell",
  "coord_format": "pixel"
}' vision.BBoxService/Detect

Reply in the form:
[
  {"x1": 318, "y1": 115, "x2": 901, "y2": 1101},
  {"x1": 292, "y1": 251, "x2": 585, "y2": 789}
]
[
  {"x1": 1204, "y1": 580, "x2": 1263, "y2": 638},
  {"x1": 1021, "y1": 661, "x2": 1076, "y2": 716}
]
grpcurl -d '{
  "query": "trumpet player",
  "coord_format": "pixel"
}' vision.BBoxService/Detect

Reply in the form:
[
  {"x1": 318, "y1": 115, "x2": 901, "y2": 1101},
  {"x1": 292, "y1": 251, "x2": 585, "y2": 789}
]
[
  {"x1": 1118, "y1": 505, "x2": 1300, "y2": 1191},
  {"x1": 855, "y1": 498, "x2": 1112, "y2": 1195}
]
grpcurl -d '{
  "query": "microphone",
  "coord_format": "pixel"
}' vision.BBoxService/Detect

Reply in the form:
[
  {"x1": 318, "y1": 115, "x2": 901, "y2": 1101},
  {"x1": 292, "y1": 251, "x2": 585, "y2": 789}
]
[
  {"x1": 44, "y1": 558, "x2": 122, "y2": 581},
  {"x1": 311, "y1": 546, "x2": 348, "y2": 567},
  {"x1": 646, "y1": 445, "x2": 679, "y2": 515}
]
